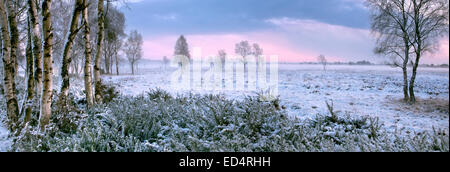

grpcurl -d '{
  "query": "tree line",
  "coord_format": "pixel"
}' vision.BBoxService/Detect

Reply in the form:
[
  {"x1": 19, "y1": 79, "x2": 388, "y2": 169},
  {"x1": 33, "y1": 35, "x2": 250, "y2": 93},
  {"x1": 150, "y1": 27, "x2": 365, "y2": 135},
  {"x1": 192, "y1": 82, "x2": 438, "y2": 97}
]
[
  {"x1": 173, "y1": 35, "x2": 264, "y2": 65},
  {"x1": 0, "y1": 0, "x2": 143, "y2": 132}
]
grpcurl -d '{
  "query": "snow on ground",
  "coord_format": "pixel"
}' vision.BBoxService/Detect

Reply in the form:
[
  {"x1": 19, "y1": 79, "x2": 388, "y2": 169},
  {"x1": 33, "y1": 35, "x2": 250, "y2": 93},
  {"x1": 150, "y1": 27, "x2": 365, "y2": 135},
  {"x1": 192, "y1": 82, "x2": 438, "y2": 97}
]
[
  {"x1": 0, "y1": 118, "x2": 11, "y2": 152},
  {"x1": 0, "y1": 61, "x2": 447, "y2": 151},
  {"x1": 276, "y1": 64, "x2": 449, "y2": 133},
  {"x1": 104, "y1": 61, "x2": 449, "y2": 134}
]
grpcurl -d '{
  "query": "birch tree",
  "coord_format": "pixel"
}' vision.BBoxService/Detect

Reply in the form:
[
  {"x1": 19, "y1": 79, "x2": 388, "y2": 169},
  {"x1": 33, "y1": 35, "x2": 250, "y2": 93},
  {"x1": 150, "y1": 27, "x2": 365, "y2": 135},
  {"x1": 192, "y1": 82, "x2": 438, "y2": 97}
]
[
  {"x1": 367, "y1": 0, "x2": 448, "y2": 103},
  {"x1": 40, "y1": 0, "x2": 54, "y2": 131},
  {"x1": 408, "y1": 0, "x2": 449, "y2": 103},
  {"x1": 28, "y1": 0, "x2": 42, "y2": 98},
  {"x1": 24, "y1": 18, "x2": 34, "y2": 123},
  {"x1": 94, "y1": 0, "x2": 104, "y2": 103},
  {"x1": 59, "y1": 0, "x2": 84, "y2": 106},
  {"x1": 367, "y1": 0, "x2": 414, "y2": 102},
  {"x1": 83, "y1": 0, "x2": 94, "y2": 107},
  {"x1": 0, "y1": 0, "x2": 19, "y2": 130},
  {"x1": 6, "y1": 0, "x2": 19, "y2": 77}
]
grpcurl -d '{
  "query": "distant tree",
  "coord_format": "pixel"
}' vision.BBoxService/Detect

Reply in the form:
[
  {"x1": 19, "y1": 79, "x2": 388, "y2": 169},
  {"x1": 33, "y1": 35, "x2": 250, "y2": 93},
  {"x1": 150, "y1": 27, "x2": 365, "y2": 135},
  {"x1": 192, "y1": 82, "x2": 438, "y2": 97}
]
[
  {"x1": 235, "y1": 41, "x2": 252, "y2": 62},
  {"x1": 317, "y1": 54, "x2": 327, "y2": 71},
  {"x1": 218, "y1": 49, "x2": 227, "y2": 65},
  {"x1": 163, "y1": 56, "x2": 169, "y2": 69},
  {"x1": 70, "y1": 36, "x2": 84, "y2": 76},
  {"x1": 125, "y1": 30, "x2": 143, "y2": 75},
  {"x1": 113, "y1": 40, "x2": 123, "y2": 75},
  {"x1": 174, "y1": 35, "x2": 190, "y2": 59},
  {"x1": 356, "y1": 60, "x2": 372, "y2": 65},
  {"x1": 235, "y1": 40, "x2": 253, "y2": 72},
  {"x1": 252, "y1": 43, "x2": 263, "y2": 57},
  {"x1": 252, "y1": 43, "x2": 263, "y2": 67},
  {"x1": 103, "y1": 4, "x2": 126, "y2": 75}
]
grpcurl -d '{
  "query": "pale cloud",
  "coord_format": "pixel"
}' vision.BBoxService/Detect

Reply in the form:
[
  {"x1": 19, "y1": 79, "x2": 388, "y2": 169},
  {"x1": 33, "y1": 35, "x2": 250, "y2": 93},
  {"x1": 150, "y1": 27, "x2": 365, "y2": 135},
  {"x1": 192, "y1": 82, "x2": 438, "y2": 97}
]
[
  {"x1": 127, "y1": 0, "x2": 144, "y2": 3},
  {"x1": 425, "y1": 38, "x2": 449, "y2": 64},
  {"x1": 265, "y1": 17, "x2": 375, "y2": 62},
  {"x1": 153, "y1": 13, "x2": 177, "y2": 21},
  {"x1": 113, "y1": 0, "x2": 155, "y2": 7},
  {"x1": 340, "y1": 0, "x2": 368, "y2": 10},
  {"x1": 265, "y1": 17, "x2": 449, "y2": 64},
  {"x1": 140, "y1": 17, "x2": 448, "y2": 64},
  {"x1": 265, "y1": 17, "x2": 371, "y2": 41}
]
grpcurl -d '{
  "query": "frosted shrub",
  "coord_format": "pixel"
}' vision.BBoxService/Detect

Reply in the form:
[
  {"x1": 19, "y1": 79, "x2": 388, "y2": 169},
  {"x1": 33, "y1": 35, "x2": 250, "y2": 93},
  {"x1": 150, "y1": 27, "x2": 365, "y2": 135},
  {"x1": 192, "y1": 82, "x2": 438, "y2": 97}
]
[
  {"x1": 9, "y1": 89, "x2": 449, "y2": 152},
  {"x1": 100, "y1": 83, "x2": 120, "y2": 103}
]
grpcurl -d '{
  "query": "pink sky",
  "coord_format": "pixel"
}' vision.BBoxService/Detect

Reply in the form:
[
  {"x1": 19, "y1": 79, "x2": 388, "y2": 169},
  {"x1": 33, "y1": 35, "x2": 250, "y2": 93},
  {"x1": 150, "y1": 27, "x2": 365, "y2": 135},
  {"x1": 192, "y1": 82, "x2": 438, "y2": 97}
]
[
  {"x1": 142, "y1": 33, "x2": 327, "y2": 63},
  {"x1": 141, "y1": 18, "x2": 449, "y2": 64}
]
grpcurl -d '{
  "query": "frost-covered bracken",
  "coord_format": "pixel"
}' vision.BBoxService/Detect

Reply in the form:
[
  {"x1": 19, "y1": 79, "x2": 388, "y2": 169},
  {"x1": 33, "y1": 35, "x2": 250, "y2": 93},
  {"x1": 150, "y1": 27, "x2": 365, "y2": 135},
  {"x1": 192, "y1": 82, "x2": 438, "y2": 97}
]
[
  {"x1": 0, "y1": 0, "x2": 448, "y2": 153},
  {"x1": 0, "y1": 62, "x2": 448, "y2": 152},
  {"x1": 7, "y1": 88, "x2": 448, "y2": 152}
]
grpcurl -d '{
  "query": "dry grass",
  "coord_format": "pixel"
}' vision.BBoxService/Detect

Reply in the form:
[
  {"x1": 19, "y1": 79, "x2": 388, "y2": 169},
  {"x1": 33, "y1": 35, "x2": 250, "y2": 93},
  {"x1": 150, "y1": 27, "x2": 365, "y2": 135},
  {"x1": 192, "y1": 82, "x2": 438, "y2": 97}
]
[{"x1": 387, "y1": 97, "x2": 449, "y2": 116}]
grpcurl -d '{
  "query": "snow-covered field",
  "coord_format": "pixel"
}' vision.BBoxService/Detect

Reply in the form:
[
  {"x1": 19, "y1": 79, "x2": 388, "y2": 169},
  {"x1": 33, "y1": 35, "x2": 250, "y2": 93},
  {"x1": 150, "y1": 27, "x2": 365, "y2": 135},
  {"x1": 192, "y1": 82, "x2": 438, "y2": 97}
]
[
  {"x1": 0, "y1": 122, "x2": 11, "y2": 152},
  {"x1": 104, "y1": 61, "x2": 449, "y2": 134},
  {"x1": 1, "y1": 61, "x2": 448, "y2": 152}
]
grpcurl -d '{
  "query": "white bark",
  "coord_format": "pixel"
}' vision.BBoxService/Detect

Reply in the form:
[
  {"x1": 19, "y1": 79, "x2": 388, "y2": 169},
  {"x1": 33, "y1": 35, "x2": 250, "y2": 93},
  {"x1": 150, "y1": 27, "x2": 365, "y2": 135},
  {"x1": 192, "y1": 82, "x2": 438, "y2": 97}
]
[{"x1": 40, "y1": 0, "x2": 54, "y2": 131}]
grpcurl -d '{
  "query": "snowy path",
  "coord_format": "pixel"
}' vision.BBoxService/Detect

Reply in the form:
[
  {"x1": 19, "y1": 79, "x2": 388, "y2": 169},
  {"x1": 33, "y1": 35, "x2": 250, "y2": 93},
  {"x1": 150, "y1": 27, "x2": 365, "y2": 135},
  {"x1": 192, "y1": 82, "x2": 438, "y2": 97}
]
[{"x1": 104, "y1": 62, "x2": 449, "y2": 134}]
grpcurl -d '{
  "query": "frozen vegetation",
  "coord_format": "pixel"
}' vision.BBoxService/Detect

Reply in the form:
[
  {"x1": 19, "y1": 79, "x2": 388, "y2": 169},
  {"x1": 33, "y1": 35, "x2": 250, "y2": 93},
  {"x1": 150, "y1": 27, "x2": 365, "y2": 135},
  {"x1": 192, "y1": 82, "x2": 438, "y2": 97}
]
[
  {"x1": 105, "y1": 61, "x2": 449, "y2": 134},
  {"x1": 1, "y1": 61, "x2": 448, "y2": 152},
  {"x1": 0, "y1": 0, "x2": 447, "y2": 154},
  {"x1": 7, "y1": 88, "x2": 450, "y2": 152}
]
